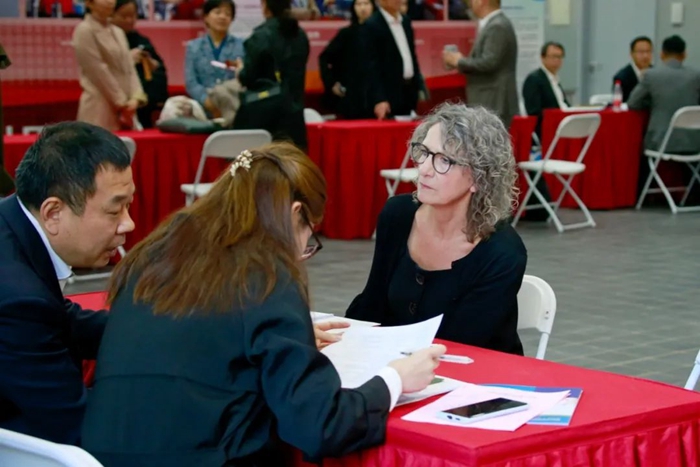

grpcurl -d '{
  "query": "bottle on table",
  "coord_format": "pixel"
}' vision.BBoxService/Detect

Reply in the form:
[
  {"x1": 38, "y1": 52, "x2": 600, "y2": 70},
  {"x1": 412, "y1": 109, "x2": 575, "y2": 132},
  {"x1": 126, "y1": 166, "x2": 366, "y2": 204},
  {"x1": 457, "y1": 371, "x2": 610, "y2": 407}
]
[{"x1": 612, "y1": 80, "x2": 623, "y2": 112}]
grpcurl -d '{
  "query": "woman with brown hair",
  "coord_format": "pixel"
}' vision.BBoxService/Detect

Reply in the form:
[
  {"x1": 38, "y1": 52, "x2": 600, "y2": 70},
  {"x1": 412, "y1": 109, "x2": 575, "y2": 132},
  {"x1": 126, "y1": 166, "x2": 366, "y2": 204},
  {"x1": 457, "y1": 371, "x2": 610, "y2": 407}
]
[{"x1": 81, "y1": 142, "x2": 444, "y2": 467}]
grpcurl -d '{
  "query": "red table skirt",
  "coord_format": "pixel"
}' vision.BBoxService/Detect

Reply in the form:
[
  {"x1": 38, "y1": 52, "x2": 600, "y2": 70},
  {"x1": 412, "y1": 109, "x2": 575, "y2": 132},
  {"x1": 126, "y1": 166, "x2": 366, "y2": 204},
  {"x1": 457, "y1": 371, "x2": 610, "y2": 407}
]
[
  {"x1": 539, "y1": 109, "x2": 647, "y2": 210},
  {"x1": 65, "y1": 292, "x2": 700, "y2": 467}
]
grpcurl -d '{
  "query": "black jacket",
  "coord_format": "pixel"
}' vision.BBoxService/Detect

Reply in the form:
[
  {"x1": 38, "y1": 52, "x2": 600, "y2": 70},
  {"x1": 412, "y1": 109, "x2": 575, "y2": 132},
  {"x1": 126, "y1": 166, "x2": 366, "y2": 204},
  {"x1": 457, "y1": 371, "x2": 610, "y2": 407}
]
[
  {"x1": 81, "y1": 265, "x2": 390, "y2": 466},
  {"x1": 522, "y1": 68, "x2": 570, "y2": 137},
  {"x1": 124, "y1": 30, "x2": 169, "y2": 120},
  {"x1": 319, "y1": 24, "x2": 372, "y2": 119},
  {"x1": 237, "y1": 17, "x2": 309, "y2": 148},
  {"x1": 613, "y1": 63, "x2": 642, "y2": 103},
  {"x1": 346, "y1": 195, "x2": 526, "y2": 355},
  {"x1": 0, "y1": 195, "x2": 107, "y2": 444},
  {"x1": 362, "y1": 10, "x2": 423, "y2": 116}
]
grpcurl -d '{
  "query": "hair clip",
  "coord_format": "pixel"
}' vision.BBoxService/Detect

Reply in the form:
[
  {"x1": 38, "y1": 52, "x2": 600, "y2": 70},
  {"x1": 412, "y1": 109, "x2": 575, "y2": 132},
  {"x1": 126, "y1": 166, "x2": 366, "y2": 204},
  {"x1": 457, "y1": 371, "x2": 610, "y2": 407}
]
[{"x1": 229, "y1": 149, "x2": 254, "y2": 177}]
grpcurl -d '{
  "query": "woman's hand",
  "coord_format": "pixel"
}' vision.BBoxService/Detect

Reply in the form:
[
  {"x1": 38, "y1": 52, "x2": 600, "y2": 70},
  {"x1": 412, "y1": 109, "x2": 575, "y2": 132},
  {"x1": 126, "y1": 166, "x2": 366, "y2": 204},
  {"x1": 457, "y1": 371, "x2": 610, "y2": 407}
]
[
  {"x1": 332, "y1": 82, "x2": 346, "y2": 97},
  {"x1": 314, "y1": 321, "x2": 350, "y2": 349},
  {"x1": 389, "y1": 345, "x2": 446, "y2": 393},
  {"x1": 130, "y1": 47, "x2": 144, "y2": 64},
  {"x1": 119, "y1": 99, "x2": 139, "y2": 128}
]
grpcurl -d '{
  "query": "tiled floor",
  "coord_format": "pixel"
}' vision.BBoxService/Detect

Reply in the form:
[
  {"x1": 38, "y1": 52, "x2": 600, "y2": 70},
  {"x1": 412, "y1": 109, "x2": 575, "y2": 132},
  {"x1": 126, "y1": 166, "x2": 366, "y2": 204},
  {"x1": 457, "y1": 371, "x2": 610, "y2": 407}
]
[{"x1": 66, "y1": 207, "x2": 700, "y2": 389}]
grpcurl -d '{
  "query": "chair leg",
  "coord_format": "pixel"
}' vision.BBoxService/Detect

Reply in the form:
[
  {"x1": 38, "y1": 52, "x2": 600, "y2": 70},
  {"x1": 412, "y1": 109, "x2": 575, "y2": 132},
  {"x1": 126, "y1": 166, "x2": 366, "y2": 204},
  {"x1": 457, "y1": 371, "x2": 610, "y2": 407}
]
[
  {"x1": 185, "y1": 194, "x2": 194, "y2": 207},
  {"x1": 532, "y1": 185, "x2": 564, "y2": 232},
  {"x1": 651, "y1": 160, "x2": 679, "y2": 214},
  {"x1": 555, "y1": 173, "x2": 596, "y2": 229},
  {"x1": 385, "y1": 178, "x2": 396, "y2": 199},
  {"x1": 535, "y1": 333, "x2": 550, "y2": 360},
  {"x1": 636, "y1": 157, "x2": 659, "y2": 210},
  {"x1": 512, "y1": 171, "x2": 538, "y2": 228},
  {"x1": 680, "y1": 163, "x2": 700, "y2": 207}
]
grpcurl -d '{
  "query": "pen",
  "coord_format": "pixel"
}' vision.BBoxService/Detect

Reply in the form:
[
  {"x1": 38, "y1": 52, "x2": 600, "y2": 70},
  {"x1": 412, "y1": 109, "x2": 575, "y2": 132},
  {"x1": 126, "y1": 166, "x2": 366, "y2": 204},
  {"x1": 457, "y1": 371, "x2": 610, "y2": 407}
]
[{"x1": 400, "y1": 352, "x2": 474, "y2": 364}]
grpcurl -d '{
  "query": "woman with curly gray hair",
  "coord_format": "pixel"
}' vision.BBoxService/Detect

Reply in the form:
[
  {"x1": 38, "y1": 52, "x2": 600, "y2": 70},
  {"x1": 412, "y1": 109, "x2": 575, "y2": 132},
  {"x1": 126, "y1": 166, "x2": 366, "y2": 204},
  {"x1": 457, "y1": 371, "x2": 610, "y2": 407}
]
[{"x1": 346, "y1": 103, "x2": 527, "y2": 354}]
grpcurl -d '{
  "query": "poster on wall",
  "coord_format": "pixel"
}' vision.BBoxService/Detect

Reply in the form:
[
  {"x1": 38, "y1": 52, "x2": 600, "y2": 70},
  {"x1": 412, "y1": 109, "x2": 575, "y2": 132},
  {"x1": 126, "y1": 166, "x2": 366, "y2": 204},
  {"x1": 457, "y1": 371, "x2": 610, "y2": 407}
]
[{"x1": 501, "y1": 0, "x2": 545, "y2": 95}]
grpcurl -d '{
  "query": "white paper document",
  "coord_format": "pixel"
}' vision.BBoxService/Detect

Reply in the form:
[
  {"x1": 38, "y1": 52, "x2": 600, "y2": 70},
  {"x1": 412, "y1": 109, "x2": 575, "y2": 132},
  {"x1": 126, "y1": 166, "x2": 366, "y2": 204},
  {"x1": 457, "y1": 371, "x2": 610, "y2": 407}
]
[
  {"x1": 402, "y1": 383, "x2": 569, "y2": 431},
  {"x1": 397, "y1": 376, "x2": 465, "y2": 407},
  {"x1": 321, "y1": 315, "x2": 443, "y2": 388},
  {"x1": 310, "y1": 312, "x2": 380, "y2": 333}
]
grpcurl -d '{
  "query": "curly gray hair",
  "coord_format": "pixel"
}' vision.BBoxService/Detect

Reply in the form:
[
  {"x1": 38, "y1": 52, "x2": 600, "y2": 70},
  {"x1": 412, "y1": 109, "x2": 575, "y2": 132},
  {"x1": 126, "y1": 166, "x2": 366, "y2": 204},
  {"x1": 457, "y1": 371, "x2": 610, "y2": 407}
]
[{"x1": 410, "y1": 103, "x2": 518, "y2": 242}]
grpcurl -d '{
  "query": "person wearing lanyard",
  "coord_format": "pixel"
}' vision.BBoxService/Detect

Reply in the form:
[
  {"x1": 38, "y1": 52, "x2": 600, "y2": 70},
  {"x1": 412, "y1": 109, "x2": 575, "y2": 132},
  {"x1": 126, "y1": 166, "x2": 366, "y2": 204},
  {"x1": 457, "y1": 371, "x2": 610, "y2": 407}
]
[{"x1": 184, "y1": 0, "x2": 245, "y2": 118}]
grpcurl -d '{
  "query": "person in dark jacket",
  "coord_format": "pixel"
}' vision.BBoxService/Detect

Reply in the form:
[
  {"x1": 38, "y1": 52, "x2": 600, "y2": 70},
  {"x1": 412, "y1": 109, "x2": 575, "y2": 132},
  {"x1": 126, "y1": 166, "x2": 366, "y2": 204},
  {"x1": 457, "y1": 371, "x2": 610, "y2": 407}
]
[
  {"x1": 0, "y1": 122, "x2": 135, "y2": 444},
  {"x1": 613, "y1": 36, "x2": 653, "y2": 103},
  {"x1": 346, "y1": 103, "x2": 526, "y2": 355},
  {"x1": 112, "y1": 0, "x2": 169, "y2": 128},
  {"x1": 319, "y1": 0, "x2": 375, "y2": 119},
  {"x1": 234, "y1": 0, "x2": 310, "y2": 148},
  {"x1": 80, "y1": 142, "x2": 444, "y2": 467}
]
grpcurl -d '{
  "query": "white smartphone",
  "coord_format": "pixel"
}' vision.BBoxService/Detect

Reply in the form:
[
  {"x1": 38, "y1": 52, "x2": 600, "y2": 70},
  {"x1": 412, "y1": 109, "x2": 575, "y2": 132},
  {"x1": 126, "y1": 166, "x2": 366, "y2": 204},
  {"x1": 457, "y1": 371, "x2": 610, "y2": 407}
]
[{"x1": 437, "y1": 398, "x2": 529, "y2": 425}]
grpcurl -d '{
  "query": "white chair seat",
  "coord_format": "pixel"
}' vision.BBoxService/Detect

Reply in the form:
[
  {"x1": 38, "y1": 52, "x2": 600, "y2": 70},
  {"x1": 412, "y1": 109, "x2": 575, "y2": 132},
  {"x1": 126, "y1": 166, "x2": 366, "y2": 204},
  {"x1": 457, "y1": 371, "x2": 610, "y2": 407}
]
[
  {"x1": 180, "y1": 183, "x2": 213, "y2": 198},
  {"x1": 644, "y1": 149, "x2": 700, "y2": 162},
  {"x1": 0, "y1": 428, "x2": 103, "y2": 466},
  {"x1": 379, "y1": 168, "x2": 418, "y2": 183},
  {"x1": 518, "y1": 160, "x2": 586, "y2": 175}
]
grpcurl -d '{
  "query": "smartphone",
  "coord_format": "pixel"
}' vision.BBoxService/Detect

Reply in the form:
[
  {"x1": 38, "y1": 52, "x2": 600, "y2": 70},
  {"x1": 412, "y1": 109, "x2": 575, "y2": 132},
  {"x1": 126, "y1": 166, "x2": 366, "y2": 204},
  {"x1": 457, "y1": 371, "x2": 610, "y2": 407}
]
[
  {"x1": 444, "y1": 44, "x2": 458, "y2": 53},
  {"x1": 437, "y1": 398, "x2": 529, "y2": 424}
]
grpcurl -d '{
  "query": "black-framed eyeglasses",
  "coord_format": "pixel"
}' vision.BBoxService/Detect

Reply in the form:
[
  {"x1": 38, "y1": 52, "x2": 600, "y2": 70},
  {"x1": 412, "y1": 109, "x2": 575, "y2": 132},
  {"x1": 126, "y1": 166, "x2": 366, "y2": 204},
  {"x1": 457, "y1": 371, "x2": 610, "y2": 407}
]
[
  {"x1": 410, "y1": 142, "x2": 458, "y2": 174},
  {"x1": 301, "y1": 210, "x2": 323, "y2": 260}
]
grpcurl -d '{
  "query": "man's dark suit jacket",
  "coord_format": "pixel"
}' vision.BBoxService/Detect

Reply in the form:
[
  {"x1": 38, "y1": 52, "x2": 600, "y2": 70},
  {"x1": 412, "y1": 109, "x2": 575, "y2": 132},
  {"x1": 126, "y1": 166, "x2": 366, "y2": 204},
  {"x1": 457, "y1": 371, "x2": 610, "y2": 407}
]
[
  {"x1": 522, "y1": 68, "x2": 570, "y2": 137},
  {"x1": 613, "y1": 63, "x2": 640, "y2": 103},
  {"x1": 0, "y1": 195, "x2": 107, "y2": 445},
  {"x1": 362, "y1": 9, "x2": 423, "y2": 116}
]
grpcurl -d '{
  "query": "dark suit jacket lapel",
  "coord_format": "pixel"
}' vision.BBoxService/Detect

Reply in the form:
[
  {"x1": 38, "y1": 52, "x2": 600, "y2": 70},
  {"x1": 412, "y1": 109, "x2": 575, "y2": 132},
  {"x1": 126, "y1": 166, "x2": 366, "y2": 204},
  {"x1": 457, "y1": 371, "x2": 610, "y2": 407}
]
[{"x1": 0, "y1": 195, "x2": 63, "y2": 299}]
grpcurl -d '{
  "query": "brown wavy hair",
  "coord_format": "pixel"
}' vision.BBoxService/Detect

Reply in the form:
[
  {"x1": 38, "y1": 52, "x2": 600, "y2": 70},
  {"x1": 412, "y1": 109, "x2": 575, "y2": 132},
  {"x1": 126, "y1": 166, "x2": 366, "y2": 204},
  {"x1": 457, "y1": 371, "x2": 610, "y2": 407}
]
[{"x1": 107, "y1": 142, "x2": 326, "y2": 317}]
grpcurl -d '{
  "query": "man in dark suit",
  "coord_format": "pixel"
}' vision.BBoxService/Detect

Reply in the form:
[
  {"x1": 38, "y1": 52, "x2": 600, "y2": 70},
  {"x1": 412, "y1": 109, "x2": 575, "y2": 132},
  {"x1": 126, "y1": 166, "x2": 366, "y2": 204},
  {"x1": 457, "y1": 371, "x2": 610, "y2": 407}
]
[
  {"x1": 363, "y1": 0, "x2": 425, "y2": 119},
  {"x1": 613, "y1": 36, "x2": 653, "y2": 102},
  {"x1": 522, "y1": 41, "x2": 570, "y2": 138},
  {"x1": 0, "y1": 121, "x2": 136, "y2": 444},
  {"x1": 442, "y1": 0, "x2": 518, "y2": 128}
]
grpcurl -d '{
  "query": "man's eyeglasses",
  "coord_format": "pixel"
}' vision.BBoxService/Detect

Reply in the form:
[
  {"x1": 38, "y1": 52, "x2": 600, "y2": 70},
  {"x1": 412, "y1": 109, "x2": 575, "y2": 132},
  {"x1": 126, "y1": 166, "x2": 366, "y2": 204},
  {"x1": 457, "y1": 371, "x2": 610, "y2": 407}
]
[
  {"x1": 410, "y1": 142, "x2": 458, "y2": 174},
  {"x1": 301, "y1": 210, "x2": 323, "y2": 260}
]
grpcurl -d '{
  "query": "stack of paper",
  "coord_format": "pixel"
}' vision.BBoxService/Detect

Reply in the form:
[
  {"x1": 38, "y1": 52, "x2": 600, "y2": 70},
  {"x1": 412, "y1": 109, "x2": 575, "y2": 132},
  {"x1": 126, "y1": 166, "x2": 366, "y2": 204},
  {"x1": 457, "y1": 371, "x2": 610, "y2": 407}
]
[
  {"x1": 402, "y1": 383, "x2": 569, "y2": 431},
  {"x1": 321, "y1": 315, "x2": 443, "y2": 388},
  {"x1": 397, "y1": 376, "x2": 465, "y2": 407}
]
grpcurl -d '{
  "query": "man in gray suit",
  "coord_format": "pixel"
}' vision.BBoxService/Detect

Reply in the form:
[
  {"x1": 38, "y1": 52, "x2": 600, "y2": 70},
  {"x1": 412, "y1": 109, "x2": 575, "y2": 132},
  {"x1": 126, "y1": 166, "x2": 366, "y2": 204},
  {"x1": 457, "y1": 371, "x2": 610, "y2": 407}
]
[
  {"x1": 442, "y1": 0, "x2": 518, "y2": 128},
  {"x1": 628, "y1": 35, "x2": 700, "y2": 154}
]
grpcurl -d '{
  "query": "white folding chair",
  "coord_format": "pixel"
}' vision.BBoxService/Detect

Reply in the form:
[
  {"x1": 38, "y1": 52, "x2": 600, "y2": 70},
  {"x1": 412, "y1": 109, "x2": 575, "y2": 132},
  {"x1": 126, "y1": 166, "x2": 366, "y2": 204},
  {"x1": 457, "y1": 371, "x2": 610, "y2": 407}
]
[
  {"x1": 636, "y1": 106, "x2": 700, "y2": 214},
  {"x1": 517, "y1": 275, "x2": 556, "y2": 360},
  {"x1": 684, "y1": 349, "x2": 700, "y2": 390},
  {"x1": 512, "y1": 113, "x2": 601, "y2": 233},
  {"x1": 589, "y1": 94, "x2": 613, "y2": 106},
  {"x1": 303, "y1": 108, "x2": 325, "y2": 123},
  {"x1": 21, "y1": 125, "x2": 45, "y2": 135},
  {"x1": 180, "y1": 130, "x2": 272, "y2": 206},
  {"x1": 68, "y1": 136, "x2": 136, "y2": 284},
  {"x1": 0, "y1": 428, "x2": 103, "y2": 466},
  {"x1": 379, "y1": 146, "x2": 417, "y2": 198}
]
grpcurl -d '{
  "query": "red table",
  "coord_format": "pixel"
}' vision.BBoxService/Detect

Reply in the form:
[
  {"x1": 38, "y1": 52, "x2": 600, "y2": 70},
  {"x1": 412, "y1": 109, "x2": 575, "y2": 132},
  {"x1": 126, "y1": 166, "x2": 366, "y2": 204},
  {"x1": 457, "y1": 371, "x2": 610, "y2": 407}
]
[
  {"x1": 540, "y1": 109, "x2": 647, "y2": 210},
  {"x1": 66, "y1": 289, "x2": 700, "y2": 467}
]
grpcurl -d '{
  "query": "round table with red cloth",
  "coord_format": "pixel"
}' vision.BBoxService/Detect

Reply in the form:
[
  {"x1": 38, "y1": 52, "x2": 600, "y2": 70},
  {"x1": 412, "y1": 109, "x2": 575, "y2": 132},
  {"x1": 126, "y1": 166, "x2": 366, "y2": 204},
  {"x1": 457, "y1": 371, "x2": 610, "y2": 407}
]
[
  {"x1": 66, "y1": 289, "x2": 700, "y2": 467},
  {"x1": 539, "y1": 109, "x2": 648, "y2": 210}
]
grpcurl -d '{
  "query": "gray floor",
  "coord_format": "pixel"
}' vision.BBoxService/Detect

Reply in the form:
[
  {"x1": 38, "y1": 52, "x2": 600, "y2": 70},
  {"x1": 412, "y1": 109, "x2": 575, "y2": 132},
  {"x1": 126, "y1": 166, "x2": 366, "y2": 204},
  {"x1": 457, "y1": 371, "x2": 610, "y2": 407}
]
[{"x1": 66, "y1": 207, "x2": 700, "y2": 389}]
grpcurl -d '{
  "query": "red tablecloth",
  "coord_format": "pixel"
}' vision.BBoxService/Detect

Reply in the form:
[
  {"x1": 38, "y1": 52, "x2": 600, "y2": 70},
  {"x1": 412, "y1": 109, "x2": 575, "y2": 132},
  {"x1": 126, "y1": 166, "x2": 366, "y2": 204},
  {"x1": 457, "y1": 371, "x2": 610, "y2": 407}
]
[
  {"x1": 540, "y1": 109, "x2": 647, "y2": 210},
  {"x1": 296, "y1": 340, "x2": 700, "y2": 467},
  {"x1": 65, "y1": 292, "x2": 700, "y2": 467}
]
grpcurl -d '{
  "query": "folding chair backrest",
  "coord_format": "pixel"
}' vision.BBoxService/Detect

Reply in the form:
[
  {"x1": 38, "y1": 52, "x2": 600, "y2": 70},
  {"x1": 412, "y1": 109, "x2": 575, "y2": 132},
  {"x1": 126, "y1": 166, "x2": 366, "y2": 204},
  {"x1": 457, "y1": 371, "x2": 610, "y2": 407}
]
[
  {"x1": 671, "y1": 106, "x2": 700, "y2": 130},
  {"x1": 517, "y1": 275, "x2": 556, "y2": 359},
  {"x1": 304, "y1": 108, "x2": 325, "y2": 123},
  {"x1": 543, "y1": 113, "x2": 601, "y2": 165},
  {"x1": 684, "y1": 348, "x2": 700, "y2": 390},
  {"x1": 119, "y1": 136, "x2": 136, "y2": 162},
  {"x1": 0, "y1": 428, "x2": 104, "y2": 466},
  {"x1": 192, "y1": 130, "x2": 272, "y2": 187}
]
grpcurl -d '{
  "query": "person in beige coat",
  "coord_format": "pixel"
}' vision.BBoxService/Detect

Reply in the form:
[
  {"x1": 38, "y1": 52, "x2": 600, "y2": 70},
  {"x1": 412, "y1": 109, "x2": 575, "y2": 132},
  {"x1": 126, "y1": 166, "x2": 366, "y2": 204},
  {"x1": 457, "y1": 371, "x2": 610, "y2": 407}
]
[{"x1": 73, "y1": 0, "x2": 147, "y2": 132}]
